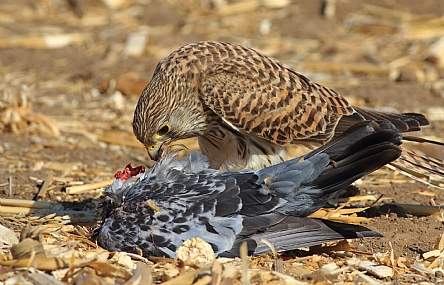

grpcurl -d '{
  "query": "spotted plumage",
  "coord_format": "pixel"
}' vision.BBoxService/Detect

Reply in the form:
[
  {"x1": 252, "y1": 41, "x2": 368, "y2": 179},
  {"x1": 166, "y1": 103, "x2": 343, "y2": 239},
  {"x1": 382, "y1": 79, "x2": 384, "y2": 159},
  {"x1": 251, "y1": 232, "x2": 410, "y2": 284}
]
[
  {"x1": 97, "y1": 121, "x2": 402, "y2": 258},
  {"x1": 387, "y1": 147, "x2": 444, "y2": 189},
  {"x1": 133, "y1": 41, "x2": 428, "y2": 171}
]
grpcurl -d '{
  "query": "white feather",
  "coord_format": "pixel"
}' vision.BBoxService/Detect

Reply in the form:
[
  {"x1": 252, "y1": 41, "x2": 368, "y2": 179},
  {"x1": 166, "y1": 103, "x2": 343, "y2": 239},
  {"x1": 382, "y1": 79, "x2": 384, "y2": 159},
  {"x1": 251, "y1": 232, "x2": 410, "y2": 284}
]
[{"x1": 222, "y1": 117, "x2": 240, "y2": 132}]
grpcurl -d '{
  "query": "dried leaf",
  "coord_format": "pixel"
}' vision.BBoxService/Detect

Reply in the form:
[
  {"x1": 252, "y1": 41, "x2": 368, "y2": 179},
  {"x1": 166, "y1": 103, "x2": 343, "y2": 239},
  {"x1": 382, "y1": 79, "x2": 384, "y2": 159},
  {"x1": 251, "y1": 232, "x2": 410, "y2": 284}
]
[
  {"x1": 0, "y1": 224, "x2": 19, "y2": 246},
  {"x1": 88, "y1": 261, "x2": 132, "y2": 280}
]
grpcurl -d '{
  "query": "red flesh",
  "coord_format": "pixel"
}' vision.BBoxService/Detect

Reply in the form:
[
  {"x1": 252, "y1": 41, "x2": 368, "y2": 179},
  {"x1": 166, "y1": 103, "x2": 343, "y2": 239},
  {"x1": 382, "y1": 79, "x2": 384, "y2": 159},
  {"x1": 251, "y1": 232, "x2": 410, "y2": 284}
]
[{"x1": 114, "y1": 164, "x2": 146, "y2": 181}]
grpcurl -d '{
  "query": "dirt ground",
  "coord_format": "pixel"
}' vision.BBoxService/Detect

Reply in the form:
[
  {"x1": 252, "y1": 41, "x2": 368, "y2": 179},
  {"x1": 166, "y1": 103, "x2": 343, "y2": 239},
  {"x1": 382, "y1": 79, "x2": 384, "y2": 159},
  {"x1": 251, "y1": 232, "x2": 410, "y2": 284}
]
[{"x1": 2, "y1": 0, "x2": 444, "y2": 284}]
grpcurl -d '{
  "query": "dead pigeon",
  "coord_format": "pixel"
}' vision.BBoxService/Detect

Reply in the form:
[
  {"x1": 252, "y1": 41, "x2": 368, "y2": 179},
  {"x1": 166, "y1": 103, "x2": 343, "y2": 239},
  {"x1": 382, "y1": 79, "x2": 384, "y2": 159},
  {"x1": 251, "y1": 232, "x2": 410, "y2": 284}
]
[{"x1": 97, "y1": 121, "x2": 402, "y2": 258}]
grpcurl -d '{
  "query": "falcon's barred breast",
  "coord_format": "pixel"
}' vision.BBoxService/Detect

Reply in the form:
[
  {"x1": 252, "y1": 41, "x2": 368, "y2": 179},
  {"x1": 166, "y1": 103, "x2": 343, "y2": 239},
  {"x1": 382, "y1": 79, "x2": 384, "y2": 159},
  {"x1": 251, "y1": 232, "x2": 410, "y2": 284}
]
[{"x1": 133, "y1": 41, "x2": 428, "y2": 171}]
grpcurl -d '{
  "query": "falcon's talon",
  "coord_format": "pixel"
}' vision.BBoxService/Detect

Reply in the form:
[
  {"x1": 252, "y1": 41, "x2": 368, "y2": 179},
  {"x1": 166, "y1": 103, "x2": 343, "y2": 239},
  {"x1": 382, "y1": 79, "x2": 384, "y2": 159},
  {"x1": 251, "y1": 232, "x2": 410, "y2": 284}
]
[{"x1": 330, "y1": 159, "x2": 337, "y2": 168}]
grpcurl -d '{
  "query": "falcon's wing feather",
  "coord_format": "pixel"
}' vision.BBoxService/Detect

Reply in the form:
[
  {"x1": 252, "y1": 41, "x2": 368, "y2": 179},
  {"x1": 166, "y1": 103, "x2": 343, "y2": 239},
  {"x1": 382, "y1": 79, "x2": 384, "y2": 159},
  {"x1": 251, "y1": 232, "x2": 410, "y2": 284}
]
[
  {"x1": 332, "y1": 107, "x2": 429, "y2": 136},
  {"x1": 200, "y1": 45, "x2": 354, "y2": 145}
]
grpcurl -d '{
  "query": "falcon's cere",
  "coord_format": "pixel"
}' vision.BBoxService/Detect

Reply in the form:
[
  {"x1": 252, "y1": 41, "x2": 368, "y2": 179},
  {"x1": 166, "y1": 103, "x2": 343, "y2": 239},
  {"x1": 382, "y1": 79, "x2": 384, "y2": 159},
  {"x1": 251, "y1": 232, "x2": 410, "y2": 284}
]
[
  {"x1": 133, "y1": 41, "x2": 430, "y2": 172},
  {"x1": 97, "y1": 121, "x2": 401, "y2": 258}
]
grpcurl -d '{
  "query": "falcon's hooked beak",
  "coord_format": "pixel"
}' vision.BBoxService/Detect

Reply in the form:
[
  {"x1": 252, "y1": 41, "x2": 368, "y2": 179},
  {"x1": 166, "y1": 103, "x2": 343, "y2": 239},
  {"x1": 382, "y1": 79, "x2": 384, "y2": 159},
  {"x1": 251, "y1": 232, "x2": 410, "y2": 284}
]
[{"x1": 147, "y1": 142, "x2": 163, "y2": 161}]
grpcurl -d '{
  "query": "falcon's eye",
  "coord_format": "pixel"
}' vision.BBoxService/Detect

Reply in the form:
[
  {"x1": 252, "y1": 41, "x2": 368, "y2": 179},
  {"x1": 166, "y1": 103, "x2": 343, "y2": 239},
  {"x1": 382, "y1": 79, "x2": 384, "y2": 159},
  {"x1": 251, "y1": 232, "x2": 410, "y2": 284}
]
[{"x1": 157, "y1": 123, "x2": 170, "y2": 136}]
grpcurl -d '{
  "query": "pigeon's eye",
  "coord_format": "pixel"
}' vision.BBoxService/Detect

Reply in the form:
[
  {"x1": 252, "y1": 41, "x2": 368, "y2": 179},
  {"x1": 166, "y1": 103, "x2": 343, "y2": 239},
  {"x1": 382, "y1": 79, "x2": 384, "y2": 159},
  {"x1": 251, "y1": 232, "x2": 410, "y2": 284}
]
[{"x1": 157, "y1": 123, "x2": 170, "y2": 136}]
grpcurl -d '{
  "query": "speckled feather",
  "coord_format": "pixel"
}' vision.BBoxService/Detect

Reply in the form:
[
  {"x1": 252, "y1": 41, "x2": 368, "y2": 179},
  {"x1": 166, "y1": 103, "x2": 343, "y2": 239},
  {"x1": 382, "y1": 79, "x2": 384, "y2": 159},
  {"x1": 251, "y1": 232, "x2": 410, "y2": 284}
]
[
  {"x1": 387, "y1": 147, "x2": 444, "y2": 189},
  {"x1": 98, "y1": 121, "x2": 402, "y2": 258},
  {"x1": 161, "y1": 41, "x2": 355, "y2": 143},
  {"x1": 133, "y1": 41, "x2": 429, "y2": 171}
]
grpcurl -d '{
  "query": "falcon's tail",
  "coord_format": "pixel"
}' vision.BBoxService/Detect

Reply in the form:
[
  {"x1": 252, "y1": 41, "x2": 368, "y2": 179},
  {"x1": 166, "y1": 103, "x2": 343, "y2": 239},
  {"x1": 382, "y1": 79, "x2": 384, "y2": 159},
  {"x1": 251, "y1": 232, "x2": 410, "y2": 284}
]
[
  {"x1": 387, "y1": 147, "x2": 444, "y2": 190},
  {"x1": 256, "y1": 121, "x2": 402, "y2": 216}
]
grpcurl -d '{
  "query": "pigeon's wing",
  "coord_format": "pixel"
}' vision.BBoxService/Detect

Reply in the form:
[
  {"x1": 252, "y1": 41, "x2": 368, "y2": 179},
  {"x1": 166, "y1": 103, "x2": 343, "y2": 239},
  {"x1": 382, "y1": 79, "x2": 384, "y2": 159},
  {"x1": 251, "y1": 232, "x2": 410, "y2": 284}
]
[
  {"x1": 98, "y1": 170, "x2": 256, "y2": 258},
  {"x1": 221, "y1": 215, "x2": 381, "y2": 257}
]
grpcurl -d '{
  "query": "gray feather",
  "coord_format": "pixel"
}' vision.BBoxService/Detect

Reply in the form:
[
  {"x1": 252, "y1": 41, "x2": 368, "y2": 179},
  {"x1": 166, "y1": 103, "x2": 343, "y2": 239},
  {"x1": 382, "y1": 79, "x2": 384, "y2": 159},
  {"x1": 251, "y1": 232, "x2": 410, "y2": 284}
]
[{"x1": 98, "y1": 121, "x2": 402, "y2": 258}]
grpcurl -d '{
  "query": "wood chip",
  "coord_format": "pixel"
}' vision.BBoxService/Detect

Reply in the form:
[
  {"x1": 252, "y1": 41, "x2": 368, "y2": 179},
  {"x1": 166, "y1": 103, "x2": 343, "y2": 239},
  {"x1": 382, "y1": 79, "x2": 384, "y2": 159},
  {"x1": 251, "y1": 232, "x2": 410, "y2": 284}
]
[
  {"x1": 176, "y1": 237, "x2": 215, "y2": 266},
  {"x1": 35, "y1": 170, "x2": 54, "y2": 199},
  {"x1": 123, "y1": 261, "x2": 153, "y2": 285},
  {"x1": 423, "y1": 249, "x2": 440, "y2": 259},
  {"x1": 0, "y1": 224, "x2": 19, "y2": 246},
  {"x1": 123, "y1": 32, "x2": 148, "y2": 58},
  {"x1": 347, "y1": 258, "x2": 394, "y2": 278}
]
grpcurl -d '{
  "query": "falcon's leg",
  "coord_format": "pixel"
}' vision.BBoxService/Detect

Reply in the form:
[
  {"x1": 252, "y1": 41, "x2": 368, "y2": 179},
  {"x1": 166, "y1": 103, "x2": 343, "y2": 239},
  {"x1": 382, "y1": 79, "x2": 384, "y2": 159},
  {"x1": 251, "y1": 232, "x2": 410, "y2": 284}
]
[{"x1": 199, "y1": 127, "x2": 288, "y2": 171}]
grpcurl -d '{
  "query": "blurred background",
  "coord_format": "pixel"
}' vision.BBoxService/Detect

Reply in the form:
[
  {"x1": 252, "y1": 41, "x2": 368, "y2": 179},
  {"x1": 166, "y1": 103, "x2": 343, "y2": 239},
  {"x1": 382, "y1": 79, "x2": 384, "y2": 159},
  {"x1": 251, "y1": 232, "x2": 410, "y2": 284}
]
[
  {"x1": 2, "y1": 1, "x2": 444, "y2": 280},
  {"x1": 1, "y1": 0, "x2": 444, "y2": 198}
]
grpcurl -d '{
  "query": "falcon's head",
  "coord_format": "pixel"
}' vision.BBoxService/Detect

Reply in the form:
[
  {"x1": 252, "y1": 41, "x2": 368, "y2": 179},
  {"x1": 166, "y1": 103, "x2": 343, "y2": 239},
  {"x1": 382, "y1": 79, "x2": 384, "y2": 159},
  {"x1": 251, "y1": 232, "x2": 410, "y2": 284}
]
[{"x1": 132, "y1": 72, "x2": 208, "y2": 161}]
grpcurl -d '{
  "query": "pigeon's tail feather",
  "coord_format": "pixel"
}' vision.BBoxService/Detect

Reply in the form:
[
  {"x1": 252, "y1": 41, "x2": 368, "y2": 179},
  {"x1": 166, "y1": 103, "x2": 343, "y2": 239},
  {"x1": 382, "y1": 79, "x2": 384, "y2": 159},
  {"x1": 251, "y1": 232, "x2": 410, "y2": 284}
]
[
  {"x1": 311, "y1": 141, "x2": 401, "y2": 193},
  {"x1": 257, "y1": 120, "x2": 401, "y2": 178},
  {"x1": 303, "y1": 120, "x2": 402, "y2": 160},
  {"x1": 255, "y1": 121, "x2": 402, "y2": 217},
  {"x1": 221, "y1": 216, "x2": 381, "y2": 257},
  {"x1": 308, "y1": 120, "x2": 403, "y2": 194}
]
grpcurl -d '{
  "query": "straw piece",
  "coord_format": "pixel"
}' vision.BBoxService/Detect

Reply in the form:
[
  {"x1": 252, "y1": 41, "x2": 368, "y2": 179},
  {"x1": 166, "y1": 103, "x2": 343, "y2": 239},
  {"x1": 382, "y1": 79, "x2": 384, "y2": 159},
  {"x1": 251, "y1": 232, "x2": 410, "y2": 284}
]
[
  {"x1": 0, "y1": 34, "x2": 87, "y2": 49},
  {"x1": 35, "y1": 170, "x2": 54, "y2": 199},
  {"x1": 218, "y1": 1, "x2": 259, "y2": 17},
  {"x1": 96, "y1": 132, "x2": 144, "y2": 148},
  {"x1": 0, "y1": 199, "x2": 54, "y2": 209},
  {"x1": 240, "y1": 242, "x2": 250, "y2": 285},
  {"x1": 393, "y1": 203, "x2": 443, "y2": 216},
  {"x1": 0, "y1": 206, "x2": 36, "y2": 215},
  {"x1": 160, "y1": 269, "x2": 200, "y2": 285},
  {"x1": 66, "y1": 179, "x2": 114, "y2": 194},
  {"x1": 0, "y1": 256, "x2": 96, "y2": 270}
]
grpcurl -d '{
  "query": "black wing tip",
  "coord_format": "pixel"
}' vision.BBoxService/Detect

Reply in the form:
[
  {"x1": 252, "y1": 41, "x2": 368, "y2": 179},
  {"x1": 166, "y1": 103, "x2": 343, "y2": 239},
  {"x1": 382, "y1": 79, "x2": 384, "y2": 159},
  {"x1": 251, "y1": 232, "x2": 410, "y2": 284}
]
[
  {"x1": 401, "y1": 112, "x2": 430, "y2": 126},
  {"x1": 234, "y1": 217, "x2": 383, "y2": 256},
  {"x1": 354, "y1": 107, "x2": 429, "y2": 132},
  {"x1": 320, "y1": 219, "x2": 383, "y2": 239}
]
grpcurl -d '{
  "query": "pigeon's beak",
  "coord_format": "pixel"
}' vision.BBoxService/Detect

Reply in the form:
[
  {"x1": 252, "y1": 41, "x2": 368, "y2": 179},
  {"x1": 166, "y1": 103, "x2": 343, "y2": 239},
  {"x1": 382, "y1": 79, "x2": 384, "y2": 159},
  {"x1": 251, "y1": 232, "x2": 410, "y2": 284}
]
[{"x1": 147, "y1": 142, "x2": 163, "y2": 161}]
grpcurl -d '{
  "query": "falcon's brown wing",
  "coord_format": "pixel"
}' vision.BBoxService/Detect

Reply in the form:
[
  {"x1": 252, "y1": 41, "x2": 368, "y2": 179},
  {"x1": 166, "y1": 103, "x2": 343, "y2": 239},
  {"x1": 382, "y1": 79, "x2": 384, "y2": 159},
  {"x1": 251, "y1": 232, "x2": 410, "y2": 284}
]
[{"x1": 200, "y1": 53, "x2": 355, "y2": 146}]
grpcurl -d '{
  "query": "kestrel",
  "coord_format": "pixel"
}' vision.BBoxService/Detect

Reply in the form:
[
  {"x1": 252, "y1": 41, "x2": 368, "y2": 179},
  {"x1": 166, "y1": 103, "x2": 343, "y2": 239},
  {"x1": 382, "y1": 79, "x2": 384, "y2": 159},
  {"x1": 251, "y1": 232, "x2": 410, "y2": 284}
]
[
  {"x1": 98, "y1": 121, "x2": 401, "y2": 257},
  {"x1": 133, "y1": 41, "x2": 429, "y2": 172}
]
